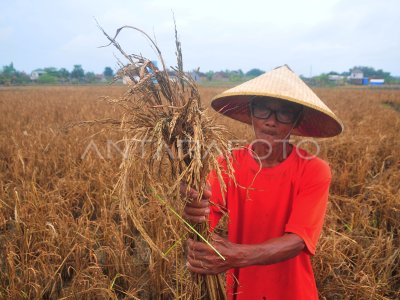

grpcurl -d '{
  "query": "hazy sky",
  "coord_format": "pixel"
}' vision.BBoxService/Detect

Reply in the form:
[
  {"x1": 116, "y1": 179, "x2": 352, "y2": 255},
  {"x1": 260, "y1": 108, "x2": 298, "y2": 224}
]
[{"x1": 1, "y1": 0, "x2": 399, "y2": 76}]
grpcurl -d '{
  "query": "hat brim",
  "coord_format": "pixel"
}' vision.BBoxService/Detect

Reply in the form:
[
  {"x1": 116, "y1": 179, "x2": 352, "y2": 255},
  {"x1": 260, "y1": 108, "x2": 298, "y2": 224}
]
[{"x1": 211, "y1": 93, "x2": 344, "y2": 138}]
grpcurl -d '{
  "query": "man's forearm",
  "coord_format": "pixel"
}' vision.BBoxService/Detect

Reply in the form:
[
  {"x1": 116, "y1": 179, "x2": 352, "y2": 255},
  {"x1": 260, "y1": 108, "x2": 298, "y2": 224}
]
[{"x1": 233, "y1": 233, "x2": 305, "y2": 268}]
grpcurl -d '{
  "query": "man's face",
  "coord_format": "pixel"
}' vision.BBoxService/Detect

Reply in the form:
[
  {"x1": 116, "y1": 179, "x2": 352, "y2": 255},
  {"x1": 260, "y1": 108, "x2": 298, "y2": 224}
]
[{"x1": 250, "y1": 98, "x2": 302, "y2": 146}]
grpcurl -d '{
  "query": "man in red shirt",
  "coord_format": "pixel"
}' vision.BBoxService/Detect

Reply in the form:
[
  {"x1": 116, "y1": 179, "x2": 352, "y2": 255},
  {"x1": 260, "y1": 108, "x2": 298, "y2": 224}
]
[{"x1": 184, "y1": 65, "x2": 343, "y2": 299}]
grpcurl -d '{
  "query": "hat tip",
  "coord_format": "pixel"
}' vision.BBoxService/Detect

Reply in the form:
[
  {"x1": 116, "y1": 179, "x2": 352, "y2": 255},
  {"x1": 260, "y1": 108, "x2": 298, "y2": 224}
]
[{"x1": 274, "y1": 64, "x2": 293, "y2": 72}]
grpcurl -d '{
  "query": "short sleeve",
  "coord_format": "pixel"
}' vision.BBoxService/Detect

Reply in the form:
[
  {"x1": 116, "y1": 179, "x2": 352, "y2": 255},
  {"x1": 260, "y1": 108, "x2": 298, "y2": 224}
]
[{"x1": 284, "y1": 158, "x2": 331, "y2": 255}]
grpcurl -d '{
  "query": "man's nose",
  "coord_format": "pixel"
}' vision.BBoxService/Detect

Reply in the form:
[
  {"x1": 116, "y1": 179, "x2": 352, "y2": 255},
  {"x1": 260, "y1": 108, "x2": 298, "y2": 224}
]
[{"x1": 264, "y1": 111, "x2": 278, "y2": 126}]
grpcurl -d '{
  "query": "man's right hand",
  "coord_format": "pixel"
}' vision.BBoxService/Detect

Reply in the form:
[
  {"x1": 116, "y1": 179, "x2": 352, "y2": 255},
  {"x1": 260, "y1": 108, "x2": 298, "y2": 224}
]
[{"x1": 181, "y1": 184, "x2": 211, "y2": 224}]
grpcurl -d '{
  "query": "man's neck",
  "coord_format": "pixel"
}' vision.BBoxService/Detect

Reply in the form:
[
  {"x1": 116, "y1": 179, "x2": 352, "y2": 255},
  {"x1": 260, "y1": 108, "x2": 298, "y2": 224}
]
[{"x1": 252, "y1": 142, "x2": 293, "y2": 168}]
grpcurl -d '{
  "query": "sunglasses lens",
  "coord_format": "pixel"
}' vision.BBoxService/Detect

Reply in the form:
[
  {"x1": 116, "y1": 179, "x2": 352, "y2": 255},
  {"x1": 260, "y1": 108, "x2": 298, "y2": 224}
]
[
  {"x1": 252, "y1": 105, "x2": 272, "y2": 119},
  {"x1": 276, "y1": 111, "x2": 297, "y2": 123}
]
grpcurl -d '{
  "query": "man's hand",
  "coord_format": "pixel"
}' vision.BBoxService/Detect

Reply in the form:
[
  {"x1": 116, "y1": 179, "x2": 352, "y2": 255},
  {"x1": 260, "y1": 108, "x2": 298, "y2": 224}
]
[
  {"x1": 181, "y1": 184, "x2": 212, "y2": 223},
  {"x1": 186, "y1": 233, "x2": 306, "y2": 275},
  {"x1": 186, "y1": 233, "x2": 243, "y2": 275}
]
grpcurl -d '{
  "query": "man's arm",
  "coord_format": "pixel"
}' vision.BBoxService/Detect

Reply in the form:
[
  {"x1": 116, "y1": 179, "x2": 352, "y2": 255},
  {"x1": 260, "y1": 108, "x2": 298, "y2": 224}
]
[
  {"x1": 183, "y1": 185, "x2": 305, "y2": 275},
  {"x1": 186, "y1": 233, "x2": 305, "y2": 275}
]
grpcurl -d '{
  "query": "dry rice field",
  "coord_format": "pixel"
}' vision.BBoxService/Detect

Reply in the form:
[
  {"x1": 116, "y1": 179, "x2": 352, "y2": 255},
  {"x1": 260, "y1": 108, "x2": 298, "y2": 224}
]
[{"x1": 0, "y1": 85, "x2": 399, "y2": 299}]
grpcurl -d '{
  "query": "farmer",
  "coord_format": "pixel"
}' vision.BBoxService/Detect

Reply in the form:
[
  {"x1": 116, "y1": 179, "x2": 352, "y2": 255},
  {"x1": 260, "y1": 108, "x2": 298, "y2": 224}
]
[{"x1": 184, "y1": 65, "x2": 343, "y2": 299}]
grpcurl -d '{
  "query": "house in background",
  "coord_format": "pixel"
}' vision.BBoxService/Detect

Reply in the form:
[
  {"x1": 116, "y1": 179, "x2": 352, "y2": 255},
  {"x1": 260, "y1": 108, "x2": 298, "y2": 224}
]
[
  {"x1": 347, "y1": 68, "x2": 385, "y2": 86},
  {"x1": 328, "y1": 74, "x2": 345, "y2": 85},
  {"x1": 348, "y1": 68, "x2": 364, "y2": 85},
  {"x1": 349, "y1": 68, "x2": 364, "y2": 79}
]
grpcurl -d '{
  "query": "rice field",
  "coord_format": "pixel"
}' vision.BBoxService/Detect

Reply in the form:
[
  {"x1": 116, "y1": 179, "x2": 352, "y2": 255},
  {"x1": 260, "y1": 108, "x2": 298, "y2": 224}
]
[{"x1": 0, "y1": 85, "x2": 399, "y2": 299}]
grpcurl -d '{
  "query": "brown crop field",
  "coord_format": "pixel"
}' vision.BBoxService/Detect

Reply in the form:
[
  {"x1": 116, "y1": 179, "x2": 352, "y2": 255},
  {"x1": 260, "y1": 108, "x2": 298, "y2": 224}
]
[{"x1": 0, "y1": 85, "x2": 399, "y2": 299}]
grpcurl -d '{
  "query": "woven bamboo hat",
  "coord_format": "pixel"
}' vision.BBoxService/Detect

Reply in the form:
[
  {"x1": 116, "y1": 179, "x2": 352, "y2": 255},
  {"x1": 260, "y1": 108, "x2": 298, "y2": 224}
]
[{"x1": 211, "y1": 65, "x2": 343, "y2": 138}]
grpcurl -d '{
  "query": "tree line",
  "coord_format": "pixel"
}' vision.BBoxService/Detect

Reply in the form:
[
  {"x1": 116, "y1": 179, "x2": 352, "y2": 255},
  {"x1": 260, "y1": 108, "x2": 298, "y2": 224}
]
[
  {"x1": 0, "y1": 63, "x2": 115, "y2": 85},
  {"x1": 0, "y1": 63, "x2": 264, "y2": 85},
  {"x1": 1, "y1": 63, "x2": 399, "y2": 86}
]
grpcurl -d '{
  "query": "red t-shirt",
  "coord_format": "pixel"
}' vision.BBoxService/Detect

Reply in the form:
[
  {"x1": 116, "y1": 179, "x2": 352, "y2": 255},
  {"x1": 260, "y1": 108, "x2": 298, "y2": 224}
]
[{"x1": 208, "y1": 145, "x2": 331, "y2": 300}]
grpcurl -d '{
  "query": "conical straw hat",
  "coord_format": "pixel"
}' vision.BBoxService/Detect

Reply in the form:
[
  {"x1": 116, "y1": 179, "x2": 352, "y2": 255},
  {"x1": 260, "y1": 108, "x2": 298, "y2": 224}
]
[{"x1": 211, "y1": 65, "x2": 343, "y2": 138}]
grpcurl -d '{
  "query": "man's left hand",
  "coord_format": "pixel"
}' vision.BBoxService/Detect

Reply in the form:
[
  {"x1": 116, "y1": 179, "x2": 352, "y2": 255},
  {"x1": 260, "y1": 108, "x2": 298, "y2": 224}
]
[{"x1": 186, "y1": 233, "x2": 243, "y2": 275}]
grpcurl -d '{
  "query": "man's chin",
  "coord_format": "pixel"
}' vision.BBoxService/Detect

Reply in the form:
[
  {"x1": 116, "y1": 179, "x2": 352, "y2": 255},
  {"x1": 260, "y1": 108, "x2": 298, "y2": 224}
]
[
  {"x1": 255, "y1": 134, "x2": 288, "y2": 147},
  {"x1": 258, "y1": 133, "x2": 277, "y2": 142}
]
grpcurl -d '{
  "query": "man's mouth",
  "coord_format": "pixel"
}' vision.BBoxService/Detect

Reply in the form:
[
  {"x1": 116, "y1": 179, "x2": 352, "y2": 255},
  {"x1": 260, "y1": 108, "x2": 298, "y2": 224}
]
[{"x1": 261, "y1": 130, "x2": 276, "y2": 136}]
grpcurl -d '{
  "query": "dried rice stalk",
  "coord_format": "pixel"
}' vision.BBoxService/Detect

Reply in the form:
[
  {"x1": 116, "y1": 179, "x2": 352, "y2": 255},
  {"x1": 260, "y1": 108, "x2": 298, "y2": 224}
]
[{"x1": 97, "y1": 21, "x2": 233, "y2": 299}]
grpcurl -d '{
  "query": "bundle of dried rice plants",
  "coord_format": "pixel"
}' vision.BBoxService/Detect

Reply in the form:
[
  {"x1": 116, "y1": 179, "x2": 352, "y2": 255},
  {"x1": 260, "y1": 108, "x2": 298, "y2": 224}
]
[{"x1": 97, "y1": 23, "x2": 233, "y2": 299}]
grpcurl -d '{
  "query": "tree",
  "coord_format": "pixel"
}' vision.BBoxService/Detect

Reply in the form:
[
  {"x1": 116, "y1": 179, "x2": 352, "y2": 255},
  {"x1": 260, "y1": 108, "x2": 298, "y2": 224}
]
[
  {"x1": 103, "y1": 67, "x2": 114, "y2": 78},
  {"x1": 246, "y1": 68, "x2": 265, "y2": 78},
  {"x1": 84, "y1": 72, "x2": 96, "y2": 83},
  {"x1": 340, "y1": 71, "x2": 350, "y2": 76},
  {"x1": 0, "y1": 63, "x2": 30, "y2": 85},
  {"x1": 206, "y1": 71, "x2": 214, "y2": 81},
  {"x1": 312, "y1": 74, "x2": 333, "y2": 87},
  {"x1": 71, "y1": 65, "x2": 84, "y2": 82},
  {"x1": 2, "y1": 62, "x2": 17, "y2": 76},
  {"x1": 229, "y1": 70, "x2": 245, "y2": 82},
  {"x1": 37, "y1": 73, "x2": 57, "y2": 84},
  {"x1": 44, "y1": 67, "x2": 59, "y2": 77},
  {"x1": 58, "y1": 68, "x2": 70, "y2": 82}
]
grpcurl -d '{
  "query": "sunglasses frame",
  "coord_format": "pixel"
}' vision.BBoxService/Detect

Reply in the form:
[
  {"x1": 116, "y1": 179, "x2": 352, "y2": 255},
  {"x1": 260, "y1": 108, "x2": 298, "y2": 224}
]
[{"x1": 249, "y1": 100, "x2": 303, "y2": 124}]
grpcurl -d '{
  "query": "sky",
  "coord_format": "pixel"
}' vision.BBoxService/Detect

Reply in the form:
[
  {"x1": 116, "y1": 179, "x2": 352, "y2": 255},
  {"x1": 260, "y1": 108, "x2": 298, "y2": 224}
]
[{"x1": 1, "y1": 0, "x2": 399, "y2": 76}]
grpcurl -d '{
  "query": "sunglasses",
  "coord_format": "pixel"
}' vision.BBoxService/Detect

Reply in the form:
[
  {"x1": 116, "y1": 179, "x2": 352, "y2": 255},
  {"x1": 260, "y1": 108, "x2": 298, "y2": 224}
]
[{"x1": 250, "y1": 101, "x2": 302, "y2": 124}]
